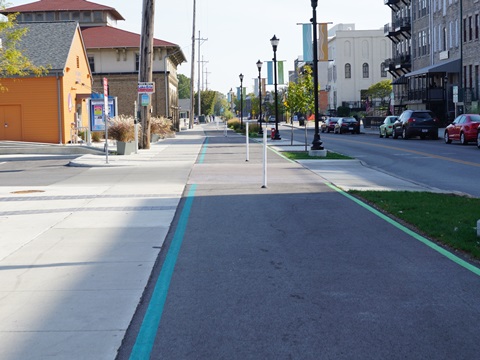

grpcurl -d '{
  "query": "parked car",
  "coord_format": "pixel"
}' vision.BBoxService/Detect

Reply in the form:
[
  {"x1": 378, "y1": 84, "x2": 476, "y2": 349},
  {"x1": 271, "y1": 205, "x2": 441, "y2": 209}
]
[
  {"x1": 444, "y1": 114, "x2": 480, "y2": 145},
  {"x1": 379, "y1": 115, "x2": 399, "y2": 138},
  {"x1": 334, "y1": 117, "x2": 360, "y2": 134},
  {"x1": 392, "y1": 110, "x2": 439, "y2": 140},
  {"x1": 478, "y1": 126, "x2": 480, "y2": 149},
  {"x1": 267, "y1": 115, "x2": 276, "y2": 123},
  {"x1": 321, "y1": 117, "x2": 339, "y2": 133}
]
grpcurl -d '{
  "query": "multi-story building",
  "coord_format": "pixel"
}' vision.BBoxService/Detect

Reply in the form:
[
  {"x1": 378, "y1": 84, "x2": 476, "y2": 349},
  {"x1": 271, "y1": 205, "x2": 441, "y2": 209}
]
[
  {"x1": 326, "y1": 24, "x2": 392, "y2": 113},
  {"x1": 3, "y1": 0, "x2": 186, "y2": 129},
  {"x1": 384, "y1": 0, "x2": 480, "y2": 123}
]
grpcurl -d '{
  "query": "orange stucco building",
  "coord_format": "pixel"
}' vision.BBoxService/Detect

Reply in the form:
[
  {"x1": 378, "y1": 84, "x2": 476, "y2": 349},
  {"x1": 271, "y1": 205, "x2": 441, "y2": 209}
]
[{"x1": 0, "y1": 21, "x2": 92, "y2": 144}]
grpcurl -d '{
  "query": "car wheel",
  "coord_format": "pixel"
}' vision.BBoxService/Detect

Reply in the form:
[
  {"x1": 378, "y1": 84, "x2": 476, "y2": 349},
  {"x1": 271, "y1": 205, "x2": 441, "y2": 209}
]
[
  {"x1": 385, "y1": 132, "x2": 390, "y2": 138},
  {"x1": 393, "y1": 129, "x2": 399, "y2": 139},
  {"x1": 379, "y1": 129, "x2": 384, "y2": 138},
  {"x1": 444, "y1": 131, "x2": 452, "y2": 144},
  {"x1": 402, "y1": 127, "x2": 409, "y2": 139},
  {"x1": 477, "y1": 132, "x2": 480, "y2": 149},
  {"x1": 460, "y1": 132, "x2": 467, "y2": 145}
]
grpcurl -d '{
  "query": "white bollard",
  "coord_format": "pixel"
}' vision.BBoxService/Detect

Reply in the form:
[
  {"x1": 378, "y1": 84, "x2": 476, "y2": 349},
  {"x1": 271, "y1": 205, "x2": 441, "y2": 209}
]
[
  {"x1": 262, "y1": 126, "x2": 267, "y2": 188},
  {"x1": 246, "y1": 121, "x2": 249, "y2": 162}
]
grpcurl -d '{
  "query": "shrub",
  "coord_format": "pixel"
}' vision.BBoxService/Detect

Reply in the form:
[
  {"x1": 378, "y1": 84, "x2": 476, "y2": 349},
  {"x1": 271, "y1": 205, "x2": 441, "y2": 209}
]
[
  {"x1": 150, "y1": 116, "x2": 175, "y2": 138},
  {"x1": 91, "y1": 131, "x2": 102, "y2": 142},
  {"x1": 107, "y1": 115, "x2": 138, "y2": 142},
  {"x1": 227, "y1": 118, "x2": 241, "y2": 130}
]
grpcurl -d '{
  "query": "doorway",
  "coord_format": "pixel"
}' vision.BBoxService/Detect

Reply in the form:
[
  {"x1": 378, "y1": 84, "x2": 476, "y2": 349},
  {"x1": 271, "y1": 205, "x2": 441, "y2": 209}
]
[{"x1": 0, "y1": 105, "x2": 22, "y2": 141}]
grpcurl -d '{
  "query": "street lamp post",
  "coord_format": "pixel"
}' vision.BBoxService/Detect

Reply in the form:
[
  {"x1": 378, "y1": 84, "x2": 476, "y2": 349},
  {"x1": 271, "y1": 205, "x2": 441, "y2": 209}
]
[
  {"x1": 310, "y1": 0, "x2": 324, "y2": 150},
  {"x1": 270, "y1": 35, "x2": 281, "y2": 140},
  {"x1": 257, "y1": 60, "x2": 263, "y2": 135},
  {"x1": 239, "y1": 73, "x2": 244, "y2": 129}
]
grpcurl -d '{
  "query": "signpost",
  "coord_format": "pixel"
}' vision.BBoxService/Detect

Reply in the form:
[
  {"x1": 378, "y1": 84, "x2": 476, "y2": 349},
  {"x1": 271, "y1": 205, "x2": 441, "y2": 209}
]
[{"x1": 103, "y1": 78, "x2": 109, "y2": 164}]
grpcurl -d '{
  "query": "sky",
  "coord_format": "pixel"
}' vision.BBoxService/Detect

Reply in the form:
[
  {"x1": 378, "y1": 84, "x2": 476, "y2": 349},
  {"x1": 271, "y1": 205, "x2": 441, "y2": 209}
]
[{"x1": 9, "y1": 0, "x2": 391, "y2": 95}]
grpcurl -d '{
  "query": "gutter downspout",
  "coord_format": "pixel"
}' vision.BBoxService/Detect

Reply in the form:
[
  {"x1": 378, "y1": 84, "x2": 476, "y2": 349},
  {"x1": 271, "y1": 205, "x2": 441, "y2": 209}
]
[{"x1": 57, "y1": 73, "x2": 62, "y2": 144}]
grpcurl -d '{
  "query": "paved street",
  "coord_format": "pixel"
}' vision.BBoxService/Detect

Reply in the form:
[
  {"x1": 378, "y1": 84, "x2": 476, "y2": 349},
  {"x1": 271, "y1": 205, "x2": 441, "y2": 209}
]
[{"x1": 1, "y1": 123, "x2": 480, "y2": 359}]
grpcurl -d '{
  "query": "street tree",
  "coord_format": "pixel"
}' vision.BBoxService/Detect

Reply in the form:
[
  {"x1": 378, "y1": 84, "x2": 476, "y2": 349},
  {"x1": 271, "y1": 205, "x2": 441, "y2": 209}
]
[
  {"x1": 286, "y1": 66, "x2": 314, "y2": 118},
  {"x1": 177, "y1": 73, "x2": 190, "y2": 99},
  {"x1": 0, "y1": 1, "x2": 48, "y2": 90},
  {"x1": 367, "y1": 80, "x2": 392, "y2": 106}
]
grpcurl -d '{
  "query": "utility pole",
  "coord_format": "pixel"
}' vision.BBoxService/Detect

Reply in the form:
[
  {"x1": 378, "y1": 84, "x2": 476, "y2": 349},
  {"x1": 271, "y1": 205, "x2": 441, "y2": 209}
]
[
  {"x1": 138, "y1": 0, "x2": 155, "y2": 149},
  {"x1": 201, "y1": 56, "x2": 209, "y2": 90},
  {"x1": 197, "y1": 31, "x2": 208, "y2": 121},
  {"x1": 189, "y1": 0, "x2": 196, "y2": 129}
]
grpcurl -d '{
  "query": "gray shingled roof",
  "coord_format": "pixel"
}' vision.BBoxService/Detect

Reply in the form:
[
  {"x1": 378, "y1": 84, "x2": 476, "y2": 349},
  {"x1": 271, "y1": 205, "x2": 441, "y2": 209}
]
[{"x1": 14, "y1": 21, "x2": 79, "y2": 73}]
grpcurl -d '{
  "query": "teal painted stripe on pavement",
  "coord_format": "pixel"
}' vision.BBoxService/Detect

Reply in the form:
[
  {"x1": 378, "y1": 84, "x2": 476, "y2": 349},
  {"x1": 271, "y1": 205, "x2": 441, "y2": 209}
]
[
  {"x1": 326, "y1": 182, "x2": 480, "y2": 277},
  {"x1": 198, "y1": 138, "x2": 209, "y2": 164},
  {"x1": 129, "y1": 184, "x2": 197, "y2": 360}
]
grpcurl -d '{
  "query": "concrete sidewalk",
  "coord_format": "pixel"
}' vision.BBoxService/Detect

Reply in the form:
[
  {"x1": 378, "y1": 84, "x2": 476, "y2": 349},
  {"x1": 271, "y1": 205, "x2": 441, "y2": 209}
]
[{"x1": 0, "y1": 123, "x2": 440, "y2": 359}]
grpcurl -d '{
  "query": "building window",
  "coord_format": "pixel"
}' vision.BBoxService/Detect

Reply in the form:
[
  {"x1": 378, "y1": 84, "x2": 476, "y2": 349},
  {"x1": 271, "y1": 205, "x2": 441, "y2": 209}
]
[
  {"x1": 345, "y1": 63, "x2": 351, "y2": 79},
  {"x1": 362, "y1": 63, "x2": 369, "y2": 78},
  {"x1": 88, "y1": 56, "x2": 95, "y2": 73},
  {"x1": 23, "y1": 13, "x2": 33, "y2": 22},
  {"x1": 35, "y1": 13, "x2": 44, "y2": 21},
  {"x1": 469, "y1": 16, "x2": 473, "y2": 41},
  {"x1": 381, "y1": 64, "x2": 387, "y2": 77},
  {"x1": 93, "y1": 11, "x2": 103, "y2": 22},
  {"x1": 476, "y1": 14, "x2": 479, "y2": 39},
  {"x1": 60, "y1": 12, "x2": 69, "y2": 21},
  {"x1": 136, "y1": 54, "x2": 140, "y2": 72},
  {"x1": 82, "y1": 11, "x2": 92, "y2": 22},
  {"x1": 45, "y1": 12, "x2": 54, "y2": 21}
]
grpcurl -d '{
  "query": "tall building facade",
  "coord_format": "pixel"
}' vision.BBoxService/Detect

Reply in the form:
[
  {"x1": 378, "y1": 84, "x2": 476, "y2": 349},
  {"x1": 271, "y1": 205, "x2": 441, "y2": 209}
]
[
  {"x1": 384, "y1": 0, "x2": 480, "y2": 123},
  {"x1": 327, "y1": 24, "x2": 392, "y2": 113}
]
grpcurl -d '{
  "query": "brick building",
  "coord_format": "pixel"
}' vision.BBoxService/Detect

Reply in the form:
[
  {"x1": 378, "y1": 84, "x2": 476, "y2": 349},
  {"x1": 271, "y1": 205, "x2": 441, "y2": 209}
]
[{"x1": 3, "y1": 0, "x2": 186, "y2": 128}]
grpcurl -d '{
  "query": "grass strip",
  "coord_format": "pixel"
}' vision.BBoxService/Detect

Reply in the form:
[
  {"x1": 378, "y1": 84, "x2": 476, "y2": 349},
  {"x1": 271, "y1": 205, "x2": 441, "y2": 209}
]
[{"x1": 282, "y1": 151, "x2": 352, "y2": 160}]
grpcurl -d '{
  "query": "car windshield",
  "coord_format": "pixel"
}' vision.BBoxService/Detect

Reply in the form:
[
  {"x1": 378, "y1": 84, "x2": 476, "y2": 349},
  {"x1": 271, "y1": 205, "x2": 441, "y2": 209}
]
[{"x1": 470, "y1": 115, "x2": 480, "y2": 122}]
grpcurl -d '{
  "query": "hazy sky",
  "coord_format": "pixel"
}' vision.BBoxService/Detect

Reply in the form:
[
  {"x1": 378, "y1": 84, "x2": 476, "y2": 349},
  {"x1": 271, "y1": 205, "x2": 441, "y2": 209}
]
[{"x1": 9, "y1": 0, "x2": 391, "y2": 95}]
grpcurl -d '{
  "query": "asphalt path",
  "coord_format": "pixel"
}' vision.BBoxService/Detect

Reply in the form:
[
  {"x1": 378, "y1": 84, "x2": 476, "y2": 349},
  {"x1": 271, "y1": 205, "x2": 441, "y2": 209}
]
[
  {"x1": 117, "y1": 128, "x2": 480, "y2": 359},
  {"x1": 294, "y1": 127, "x2": 480, "y2": 197}
]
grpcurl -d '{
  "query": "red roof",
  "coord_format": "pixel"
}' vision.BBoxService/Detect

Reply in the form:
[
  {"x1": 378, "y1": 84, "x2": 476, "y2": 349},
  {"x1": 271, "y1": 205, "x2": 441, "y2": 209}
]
[
  {"x1": 3, "y1": 0, "x2": 124, "y2": 20},
  {"x1": 82, "y1": 26, "x2": 177, "y2": 49}
]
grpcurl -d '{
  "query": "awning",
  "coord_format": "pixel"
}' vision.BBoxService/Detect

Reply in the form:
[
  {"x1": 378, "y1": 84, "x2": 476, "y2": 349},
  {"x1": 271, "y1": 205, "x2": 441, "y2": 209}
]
[{"x1": 405, "y1": 58, "x2": 461, "y2": 77}]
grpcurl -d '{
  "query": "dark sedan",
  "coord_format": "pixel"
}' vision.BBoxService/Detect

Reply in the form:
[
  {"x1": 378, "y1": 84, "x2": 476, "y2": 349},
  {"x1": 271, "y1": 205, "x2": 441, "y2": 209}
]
[{"x1": 334, "y1": 117, "x2": 360, "y2": 134}]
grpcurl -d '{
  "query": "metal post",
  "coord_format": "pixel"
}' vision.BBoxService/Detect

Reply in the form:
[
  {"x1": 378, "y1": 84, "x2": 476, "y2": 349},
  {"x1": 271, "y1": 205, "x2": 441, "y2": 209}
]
[
  {"x1": 310, "y1": 0, "x2": 324, "y2": 150},
  {"x1": 271, "y1": 35, "x2": 281, "y2": 140},
  {"x1": 262, "y1": 125, "x2": 267, "y2": 188},
  {"x1": 239, "y1": 73, "x2": 244, "y2": 129},
  {"x1": 257, "y1": 60, "x2": 263, "y2": 135}
]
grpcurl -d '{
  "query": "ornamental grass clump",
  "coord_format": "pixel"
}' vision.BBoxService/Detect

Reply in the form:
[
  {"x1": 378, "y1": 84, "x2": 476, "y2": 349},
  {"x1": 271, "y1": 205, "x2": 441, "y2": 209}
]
[
  {"x1": 107, "y1": 115, "x2": 138, "y2": 142},
  {"x1": 150, "y1": 116, "x2": 174, "y2": 138}
]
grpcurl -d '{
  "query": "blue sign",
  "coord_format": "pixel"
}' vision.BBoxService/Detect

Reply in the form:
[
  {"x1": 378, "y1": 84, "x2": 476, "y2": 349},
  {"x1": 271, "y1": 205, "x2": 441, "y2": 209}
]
[{"x1": 89, "y1": 97, "x2": 116, "y2": 131}]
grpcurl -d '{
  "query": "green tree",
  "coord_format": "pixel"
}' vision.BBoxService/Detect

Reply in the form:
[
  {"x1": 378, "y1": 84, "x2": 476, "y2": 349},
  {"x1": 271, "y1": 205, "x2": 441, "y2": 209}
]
[
  {"x1": 286, "y1": 66, "x2": 314, "y2": 117},
  {"x1": 177, "y1": 73, "x2": 190, "y2": 99},
  {"x1": 0, "y1": 1, "x2": 48, "y2": 90},
  {"x1": 367, "y1": 80, "x2": 392, "y2": 106}
]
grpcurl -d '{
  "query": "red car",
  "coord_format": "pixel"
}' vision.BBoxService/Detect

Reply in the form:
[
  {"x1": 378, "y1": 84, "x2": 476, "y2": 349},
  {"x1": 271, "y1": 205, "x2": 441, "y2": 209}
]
[{"x1": 444, "y1": 114, "x2": 480, "y2": 145}]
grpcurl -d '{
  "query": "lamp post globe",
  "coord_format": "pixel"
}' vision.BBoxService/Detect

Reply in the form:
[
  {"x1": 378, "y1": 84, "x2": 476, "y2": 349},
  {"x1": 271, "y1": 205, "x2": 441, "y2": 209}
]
[
  {"x1": 256, "y1": 60, "x2": 263, "y2": 135},
  {"x1": 270, "y1": 35, "x2": 281, "y2": 140}
]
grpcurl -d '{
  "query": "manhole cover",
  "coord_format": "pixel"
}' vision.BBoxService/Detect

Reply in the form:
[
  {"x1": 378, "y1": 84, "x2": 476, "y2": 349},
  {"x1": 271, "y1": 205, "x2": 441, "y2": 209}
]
[{"x1": 11, "y1": 190, "x2": 45, "y2": 194}]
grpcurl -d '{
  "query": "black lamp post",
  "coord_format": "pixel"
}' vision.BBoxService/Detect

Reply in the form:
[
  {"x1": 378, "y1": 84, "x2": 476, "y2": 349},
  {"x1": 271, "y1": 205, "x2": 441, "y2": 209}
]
[
  {"x1": 270, "y1": 35, "x2": 281, "y2": 140},
  {"x1": 239, "y1": 73, "x2": 244, "y2": 129},
  {"x1": 257, "y1": 60, "x2": 263, "y2": 135},
  {"x1": 310, "y1": 0, "x2": 324, "y2": 150}
]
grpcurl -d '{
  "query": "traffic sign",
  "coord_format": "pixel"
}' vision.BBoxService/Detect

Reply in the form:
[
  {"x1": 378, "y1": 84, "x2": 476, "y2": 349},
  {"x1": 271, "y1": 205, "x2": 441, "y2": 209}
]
[{"x1": 138, "y1": 82, "x2": 155, "y2": 94}]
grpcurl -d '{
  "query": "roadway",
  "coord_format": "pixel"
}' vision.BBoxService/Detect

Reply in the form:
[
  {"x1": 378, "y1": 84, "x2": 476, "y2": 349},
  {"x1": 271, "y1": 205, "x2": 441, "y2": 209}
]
[{"x1": 287, "y1": 125, "x2": 480, "y2": 198}]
